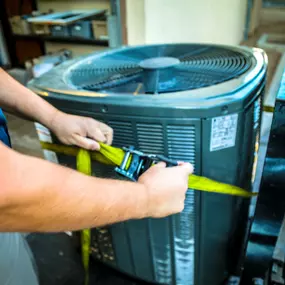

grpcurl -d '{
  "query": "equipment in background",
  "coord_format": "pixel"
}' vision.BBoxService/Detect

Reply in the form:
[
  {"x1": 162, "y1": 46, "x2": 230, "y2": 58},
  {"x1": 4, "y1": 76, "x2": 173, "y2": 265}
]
[
  {"x1": 28, "y1": 44, "x2": 267, "y2": 285},
  {"x1": 240, "y1": 63, "x2": 285, "y2": 285},
  {"x1": 26, "y1": 9, "x2": 108, "y2": 40},
  {"x1": 263, "y1": 0, "x2": 285, "y2": 7},
  {"x1": 8, "y1": 9, "x2": 109, "y2": 42},
  {"x1": 25, "y1": 49, "x2": 72, "y2": 79}
]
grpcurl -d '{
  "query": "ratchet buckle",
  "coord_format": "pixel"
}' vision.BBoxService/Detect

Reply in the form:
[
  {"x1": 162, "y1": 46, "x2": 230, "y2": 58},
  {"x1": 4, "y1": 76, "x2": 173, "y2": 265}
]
[{"x1": 115, "y1": 146, "x2": 178, "y2": 181}]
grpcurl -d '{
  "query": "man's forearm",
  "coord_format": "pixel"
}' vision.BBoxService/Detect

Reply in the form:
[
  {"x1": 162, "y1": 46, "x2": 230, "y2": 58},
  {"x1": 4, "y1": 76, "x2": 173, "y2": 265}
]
[
  {"x1": 0, "y1": 68, "x2": 59, "y2": 128},
  {"x1": 0, "y1": 143, "x2": 147, "y2": 232}
]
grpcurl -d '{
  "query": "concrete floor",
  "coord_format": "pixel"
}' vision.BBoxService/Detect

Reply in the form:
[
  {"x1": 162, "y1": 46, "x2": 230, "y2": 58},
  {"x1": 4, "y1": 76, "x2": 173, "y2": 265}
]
[
  {"x1": 4, "y1": 68, "x2": 43, "y2": 158},
  {"x1": 5, "y1": 112, "x2": 43, "y2": 158},
  {"x1": 27, "y1": 232, "x2": 147, "y2": 285}
]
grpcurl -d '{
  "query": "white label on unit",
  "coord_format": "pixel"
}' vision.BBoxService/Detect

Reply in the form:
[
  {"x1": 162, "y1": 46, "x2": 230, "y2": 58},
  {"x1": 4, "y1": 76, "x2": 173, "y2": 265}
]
[
  {"x1": 210, "y1": 114, "x2": 238, "y2": 152},
  {"x1": 34, "y1": 122, "x2": 58, "y2": 164}
]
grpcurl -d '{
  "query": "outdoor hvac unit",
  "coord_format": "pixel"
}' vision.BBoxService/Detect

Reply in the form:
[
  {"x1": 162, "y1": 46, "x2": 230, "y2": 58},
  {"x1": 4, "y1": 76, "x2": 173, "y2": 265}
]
[{"x1": 29, "y1": 44, "x2": 267, "y2": 285}]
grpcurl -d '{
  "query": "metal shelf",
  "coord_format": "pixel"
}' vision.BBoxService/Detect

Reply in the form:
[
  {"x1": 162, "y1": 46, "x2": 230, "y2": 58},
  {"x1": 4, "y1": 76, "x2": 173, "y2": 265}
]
[{"x1": 13, "y1": 34, "x2": 109, "y2": 46}]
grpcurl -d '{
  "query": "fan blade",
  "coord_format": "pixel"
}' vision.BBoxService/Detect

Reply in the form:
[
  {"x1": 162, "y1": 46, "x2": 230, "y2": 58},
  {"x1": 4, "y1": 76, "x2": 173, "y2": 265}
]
[
  {"x1": 80, "y1": 70, "x2": 143, "y2": 91},
  {"x1": 81, "y1": 58, "x2": 140, "y2": 70},
  {"x1": 175, "y1": 64, "x2": 231, "y2": 78},
  {"x1": 67, "y1": 44, "x2": 253, "y2": 94},
  {"x1": 178, "y1": 46, "x2": 212, "y2": 60},
  {"x1": 102, "y1": 53, "x2": 144, "y2": 64}
]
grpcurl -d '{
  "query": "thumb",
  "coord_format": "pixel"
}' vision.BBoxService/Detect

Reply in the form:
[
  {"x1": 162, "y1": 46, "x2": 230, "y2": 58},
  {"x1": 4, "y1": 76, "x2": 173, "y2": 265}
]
[
  {"x1": 152, "y1": 162, "x2": 166, "y2": 168},
  {"x1": 178, "y1": 162, "x2": 194, "y2": 175},
  {"x1": 73, "y1": 134, "x2": 100, "y2": 151}
]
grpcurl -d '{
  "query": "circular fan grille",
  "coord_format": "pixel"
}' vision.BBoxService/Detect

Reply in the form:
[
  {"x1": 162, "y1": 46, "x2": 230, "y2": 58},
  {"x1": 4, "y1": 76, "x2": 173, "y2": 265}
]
[{"x1": 67, "y1": 44, "x2": 253, "y2": 94}]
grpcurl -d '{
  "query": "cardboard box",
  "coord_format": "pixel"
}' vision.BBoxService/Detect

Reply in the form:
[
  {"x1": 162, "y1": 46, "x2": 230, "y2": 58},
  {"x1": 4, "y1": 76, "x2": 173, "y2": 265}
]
[
  {"x1": 248, "y1": 0, "x2": 262, "y2": 36},
  {"x1": 32, "y1": 24, "x2": 50, "y2": 35},
  {"x1": 9, "y1": 16, "x2": 32, "y2": 35},
  {"x1": 92, "y1": 20, "x2": 108, "y2": 40}
]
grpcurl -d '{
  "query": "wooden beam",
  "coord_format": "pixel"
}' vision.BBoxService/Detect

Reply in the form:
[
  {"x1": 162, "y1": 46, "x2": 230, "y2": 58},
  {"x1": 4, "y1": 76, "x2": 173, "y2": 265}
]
[
  {"x1": 261, "y1": 7, "x2": 285, "y2": 24},
  {"x1": 248, "y1": 0, "x2": 263, "y2": 36},
  {"x1": 120, "y1": 0, "x2": 128, "y2": 45}
]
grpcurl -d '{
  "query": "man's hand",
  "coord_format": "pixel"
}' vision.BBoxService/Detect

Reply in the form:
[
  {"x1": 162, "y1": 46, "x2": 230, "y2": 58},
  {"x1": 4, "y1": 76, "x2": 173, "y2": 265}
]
[
  {"x1": 49, "y1": 111, "x2": 113, "y2": 150},
  {"x1": 138, "y1": 162, "x2": 193, "y2": 218}
]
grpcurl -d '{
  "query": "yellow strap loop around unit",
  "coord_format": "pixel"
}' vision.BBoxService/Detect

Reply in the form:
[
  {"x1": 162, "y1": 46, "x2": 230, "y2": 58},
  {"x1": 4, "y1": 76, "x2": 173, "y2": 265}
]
[
  {"x1": 77, "y1": 149, "x2": 91, "y2": 285},
  {"x1": 41, "y1": 141, "x2": 257, "y2": 198}
]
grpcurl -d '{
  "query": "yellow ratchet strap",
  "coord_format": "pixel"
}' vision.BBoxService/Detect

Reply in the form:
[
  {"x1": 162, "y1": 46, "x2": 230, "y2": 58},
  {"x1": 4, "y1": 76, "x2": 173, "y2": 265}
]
[
  {"x1": 76, "y1": 149, "x2": 91, "y2": 285},
  {"x1": 41, "y1": 141, "x2": 257, "y2": 198}
]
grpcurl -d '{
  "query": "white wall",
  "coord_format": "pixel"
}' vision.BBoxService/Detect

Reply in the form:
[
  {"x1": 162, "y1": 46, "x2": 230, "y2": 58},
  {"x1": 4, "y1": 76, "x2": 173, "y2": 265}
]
[
  {"x1": 127, "y1": 0, "x2": 247, "y2": 46},
  {"x1": 126, "y1": 0, "x2": 145, "y2": 45}
]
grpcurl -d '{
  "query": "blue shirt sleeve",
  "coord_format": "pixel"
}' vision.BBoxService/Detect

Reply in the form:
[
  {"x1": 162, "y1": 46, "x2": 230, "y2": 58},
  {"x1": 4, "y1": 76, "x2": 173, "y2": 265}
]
[{"x1": 0, "y1": 109, "x2": 11, "y2": 147}]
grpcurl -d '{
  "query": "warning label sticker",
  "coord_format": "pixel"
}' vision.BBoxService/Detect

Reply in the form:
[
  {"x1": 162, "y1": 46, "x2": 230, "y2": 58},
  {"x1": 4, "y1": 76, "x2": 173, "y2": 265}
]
[
  {"x1": 35, "y1": 122, "x2": 59, "y2": 164},
  {"x1": 210, "y1": 114, "x2": 238, "y2": 152}
]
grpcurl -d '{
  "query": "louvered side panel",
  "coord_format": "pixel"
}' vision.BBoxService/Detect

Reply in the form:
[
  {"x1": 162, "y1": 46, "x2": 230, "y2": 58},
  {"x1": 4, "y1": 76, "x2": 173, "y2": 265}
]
[
  {"x1": 108, "y1": 121, "x2": 135, "y2": 148},
  {"x1": 149, "y1": 216, "x2": 173, "y2": 284},
  {"x1": 96, "y1": 120, "x2": 137, "y2": 276},
  {"x1": 167, "y1": 125, "x2": 196, "y2": 165},
  {"x1": 166, "y1": 124, "x2": 196, "y2": 285},
  {"x1": 136, "y1": 123, "x2": 164, "y2": 154},
  {"x1": 133, "y1": 122, "x2": 167, "y2": 281}
]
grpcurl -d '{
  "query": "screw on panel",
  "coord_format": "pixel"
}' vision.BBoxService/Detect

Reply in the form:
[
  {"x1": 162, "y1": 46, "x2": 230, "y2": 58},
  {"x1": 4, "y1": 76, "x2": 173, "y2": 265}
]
[
  {"x1": 101, "y1": 105, "x2": 108, "y2": 113},
  {"x1": 222, "y1": 105, "x2": 229, "y2": 115}
]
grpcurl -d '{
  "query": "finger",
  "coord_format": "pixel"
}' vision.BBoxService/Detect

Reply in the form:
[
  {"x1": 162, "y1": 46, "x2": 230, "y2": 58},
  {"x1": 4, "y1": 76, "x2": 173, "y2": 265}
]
[
  {"x1": 106, "y1": 133, "x2": 113, "y2": 145},
  {"x1": 98, "y1": 122, "x2": 113, "y2": 145},
  {"x1": 104, "y1": 126, "x2": 113, "y2": 145},
  {"x1": 88, "y1": 128, "x2": 106, "y2": 143},
  {"x1": 73, "y1": 134, "x2": 100, "y2": 151},
  {"x1": 178, "y1": 162, "x2": 194, "y2": 175}
]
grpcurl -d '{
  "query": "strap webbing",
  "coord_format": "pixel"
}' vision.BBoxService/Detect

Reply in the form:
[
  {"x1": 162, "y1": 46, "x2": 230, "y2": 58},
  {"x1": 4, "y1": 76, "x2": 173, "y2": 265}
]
[
  {"x1": 77, "y1": 149, "x2": 91, "y2": 285},
  {"x1": 41, "y1": 141, "x2": 257, "y2": 198}
]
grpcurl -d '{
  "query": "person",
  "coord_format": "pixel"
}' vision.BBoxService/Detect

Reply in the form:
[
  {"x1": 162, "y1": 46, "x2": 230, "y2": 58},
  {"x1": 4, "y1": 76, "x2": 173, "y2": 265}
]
[{"x1": 0, "y1": 68, "x2": 193, "y2": 284}]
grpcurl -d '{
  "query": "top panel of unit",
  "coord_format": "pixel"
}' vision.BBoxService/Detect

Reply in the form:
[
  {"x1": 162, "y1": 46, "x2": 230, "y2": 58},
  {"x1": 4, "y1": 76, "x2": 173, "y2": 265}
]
[
  {"x1": 65, "y1": 44, "x2": 255, "y2": 94},
  {"x1": 29, "y1": 44, "x2": 266, "y2": 110}
]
